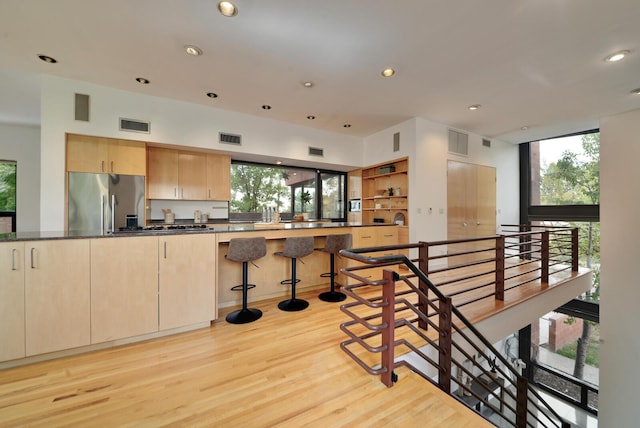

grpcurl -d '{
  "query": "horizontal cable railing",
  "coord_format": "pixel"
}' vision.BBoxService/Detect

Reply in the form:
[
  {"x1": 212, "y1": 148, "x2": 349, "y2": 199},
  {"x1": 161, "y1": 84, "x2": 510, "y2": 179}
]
[{"x1": 339, "y1": 225, "x2": 579, "y2": 428}]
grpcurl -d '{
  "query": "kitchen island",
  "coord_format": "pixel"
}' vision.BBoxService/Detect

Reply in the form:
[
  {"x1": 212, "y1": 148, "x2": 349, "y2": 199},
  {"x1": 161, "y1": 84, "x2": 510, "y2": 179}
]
[{"x1": 0, "y1": 222, "x2": 400, "y2": 367}]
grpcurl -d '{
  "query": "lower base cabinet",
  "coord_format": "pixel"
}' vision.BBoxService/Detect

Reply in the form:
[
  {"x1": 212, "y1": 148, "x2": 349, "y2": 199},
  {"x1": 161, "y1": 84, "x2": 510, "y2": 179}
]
[
  {"x1": 159, "y1": 234, "x2": 216, "y2": 330},
  {"x1": 0, "y1": 242, "x2": 25, "y2": 362},
  {"x1": 90, "y1": 236, "x2": 159, "y2": 343},
  {"x1": 25, "y1": 240, "x2": 91, "y2": 356}
]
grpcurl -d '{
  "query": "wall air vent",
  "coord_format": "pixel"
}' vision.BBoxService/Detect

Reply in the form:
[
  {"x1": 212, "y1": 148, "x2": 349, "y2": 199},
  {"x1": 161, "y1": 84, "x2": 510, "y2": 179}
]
[
  {"x1": 119, "y1": 118, "x2": 150, "y2": 134},
  {"x1": 482, "y1": 138, "x2": 492, "y2": 148},
  {"x1": 308, "y1": 146, "x2": 324, "y2": 157},
  {"x1": 219, "y1": 132, "x2": 242, "y2": 145},
  {"x1": 393, "y1": 132, "x2": 400, "y2": 152},
  {"x1": 448, "y1": 129, "x2": 468, "y2": 155},
  {"x1": 74, "y1": 93, "x2": 90, "y2": 122}
]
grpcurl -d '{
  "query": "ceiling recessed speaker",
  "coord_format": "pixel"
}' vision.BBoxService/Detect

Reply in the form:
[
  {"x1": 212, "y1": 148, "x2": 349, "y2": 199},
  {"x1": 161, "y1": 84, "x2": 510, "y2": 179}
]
[
  {"x1": 393, "y1": 132, "x2": 400, "y2": 152},
  {"x1": 219, "y1": 132, "x2": 241, "y2": 145},
  {"x1": 309, "y1": 146, "x2": 324, "y2": 157},
  {"x1": 119, "y1": 118, "x2": 150, "y2": 134},
  {"x1": 74, "y1": 93, "x2": 90, "y2": 122}
]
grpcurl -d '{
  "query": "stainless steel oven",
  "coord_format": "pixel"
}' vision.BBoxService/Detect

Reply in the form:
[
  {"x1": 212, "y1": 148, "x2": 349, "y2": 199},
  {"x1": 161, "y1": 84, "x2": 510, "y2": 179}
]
[{"x1": 349, "y1": 199, "x2": 361, "y2": 212}]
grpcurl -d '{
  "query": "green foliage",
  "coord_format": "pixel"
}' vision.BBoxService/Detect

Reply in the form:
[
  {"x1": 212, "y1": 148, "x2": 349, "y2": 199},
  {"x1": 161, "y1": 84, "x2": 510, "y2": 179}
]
[
  {"x1": 556, "y1": 324, "x2": 601, "y2": 368},
  {"x1": 230, "y1": 164, "x2": 289, "y2": 213},
  {"x1": 0, "y1": 162, "x2": 17, "y2": 211}
]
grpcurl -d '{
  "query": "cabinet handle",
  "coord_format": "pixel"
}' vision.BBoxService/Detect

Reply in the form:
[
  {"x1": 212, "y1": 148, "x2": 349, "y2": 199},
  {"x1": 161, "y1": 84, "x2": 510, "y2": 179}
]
[
  {"x1": 164, "y1": 241, "x2": 167, "y2": 259},
  {"x1": 174, "y1": 187, "x2": 177, "y2": 198},
  {"x1": 362, "y1": 235, "x2": 372, "y2": 239},
  {"x1": 384, "y1": 234, "x2": 393, "y2": 237},
  {"x1": 110, "y1": 161, "x2": 114, "y2": 173},
  {"x1": 181, "y1": 188, "x2": 184, "y2": 199},
  {"x1": 209, "y1": 189, "x2": 211, "y2": 199},
  {"x1": 30, "y1": 248, "x2": 36, "y2": 269},
  {"x1": 101, "y1": 160, "x2": 105, "y2": 172},
  {"x1": 11, "y1": 248, "x2": 17, "y2": 271}
]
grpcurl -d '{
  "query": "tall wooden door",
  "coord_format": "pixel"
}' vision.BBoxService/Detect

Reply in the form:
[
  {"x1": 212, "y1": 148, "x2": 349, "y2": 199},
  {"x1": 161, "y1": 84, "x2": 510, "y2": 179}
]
[{"x1": 447, "y1": 161, "x2": 496, "y2": 261}]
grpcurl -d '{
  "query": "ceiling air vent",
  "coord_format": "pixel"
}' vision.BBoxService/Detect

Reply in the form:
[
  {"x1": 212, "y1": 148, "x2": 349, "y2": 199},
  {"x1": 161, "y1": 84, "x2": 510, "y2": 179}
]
[
  {"x1": 119, "y1": 118, "x2": 150, "y2": 134},
  {"x1": 482, "y1": 138, "x2": 492, "y2": 148},
  {"x1": 448, "y1": 129, "x2": 468, "y2": 155},
  {"x1": 308, "y1": 146, "x2": 324, "y2": 157},
  {"x1": 219, "y1": 132, "x2": 242, "y2": 145}
]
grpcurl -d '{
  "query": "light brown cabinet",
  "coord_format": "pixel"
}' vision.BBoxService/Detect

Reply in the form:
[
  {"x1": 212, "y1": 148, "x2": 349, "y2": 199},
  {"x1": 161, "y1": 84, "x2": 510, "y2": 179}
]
[
  {"x1": 66, "y1": 134, "x2": 146, "y2": 175},
  {"x1": 24, "y1": 239, "x2": 91, "y2": 356},
  {"x1": 206, "y1": 154, "x2": 231, "y2": 201},
  {"x1": 0, "y1": 242, "x2": 25, "y2": 362},
  {"x1": 342, "y1": 225, "x2": 400, "y2": 285},
  {"x1": 159, "y1": 234, "x2": 216, "y2": 330},
  {"x1": 147, "y1": 147, "x2": 212, "y2": 200},
  {"x1": 361, "y1": 157, "x2": 408, "y2": 226},
  {"x1": 90, "y1": 236, "x2": 159, "y2": 344}
]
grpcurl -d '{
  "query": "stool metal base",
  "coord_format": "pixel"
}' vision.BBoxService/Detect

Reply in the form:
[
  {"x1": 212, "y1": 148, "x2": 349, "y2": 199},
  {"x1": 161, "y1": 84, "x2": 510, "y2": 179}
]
[
  {"x1": 278, "y1": 298, "x2": 309, "y2": 312},
  {"x1": 318, "y1": 290, "x2": 347, "y2": 302},
  {"x1": 226, "y1": 308, "x2": 263, "y2": 324}
]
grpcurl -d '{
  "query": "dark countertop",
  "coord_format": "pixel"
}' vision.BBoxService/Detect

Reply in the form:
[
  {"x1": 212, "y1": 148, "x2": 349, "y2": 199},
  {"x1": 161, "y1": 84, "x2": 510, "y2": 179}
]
[{"x1": 0, "y1": 222, "x2": 397, "y2": 242}]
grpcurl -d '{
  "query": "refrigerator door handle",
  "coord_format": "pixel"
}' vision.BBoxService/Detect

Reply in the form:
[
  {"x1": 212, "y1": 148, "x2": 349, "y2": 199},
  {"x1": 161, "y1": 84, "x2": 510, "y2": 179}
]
[
  {"x1": 100, "y1": 195, "x2": 105, "y2": 234},
  {"x1": 111, "y1": 194, "x2": 116, "y2": 233}
]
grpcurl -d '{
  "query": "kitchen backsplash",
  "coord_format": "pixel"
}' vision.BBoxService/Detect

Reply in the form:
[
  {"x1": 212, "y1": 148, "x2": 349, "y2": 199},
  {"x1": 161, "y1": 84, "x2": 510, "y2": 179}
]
[{"x1": 149, "y1": 200, "x2": 229, "y2": 221}]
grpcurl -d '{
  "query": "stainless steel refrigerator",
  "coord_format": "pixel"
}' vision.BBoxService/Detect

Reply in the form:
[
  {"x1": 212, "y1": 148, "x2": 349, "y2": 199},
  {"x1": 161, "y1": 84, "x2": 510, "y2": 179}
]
[{"x1": 68, "y1": 173, "x2": 145, "y2": 234}]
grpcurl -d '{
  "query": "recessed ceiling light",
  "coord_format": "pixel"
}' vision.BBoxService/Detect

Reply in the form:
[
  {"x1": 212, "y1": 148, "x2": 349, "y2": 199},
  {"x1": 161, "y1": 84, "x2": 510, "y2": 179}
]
[
  {"x1": 521, "y1": 126, "x2": 529, "y2": 131},
  {"x1": 185, "y1": 45, "x2": 203, "y2": 56},
  {"x1": 381, "y1": 68, "x2": 395, "y2": 77},
  {"x1": 37, "y1": 54, "x2": 57, "y2": 63},
  {"x1": 468, "y1": 104, "x2": 481, "y2": 111},
  {"x1": 206, "y1": 92, "x2": 218, "y2": 98},
  {"x1": 343, "y1": 124, "x2": 352, "y2": 128},
  {"x1": 262, "y1": 105, "x2": 271, "y2": 110},
  {"x1": 605, "y1": 50, "x2": 630, "y2": 62},
  {"x1": 276, "y1": 161, "x2": 283, "y2": 165},
  {"x1": 136, "y1": 77, "x2": 150, "y2": 84},
  {"x1": 307, "y1": 115, "x2": 316, "y2": 120},
  {"x1": 303, "y1": 81, "x2": 314, "y2": 88},
  {"x1": 631, "y1": 88, "x2": 640, "y2": 95},
  {"x1": 218, "y1": 1, "x2": 238, "y2": 17}
]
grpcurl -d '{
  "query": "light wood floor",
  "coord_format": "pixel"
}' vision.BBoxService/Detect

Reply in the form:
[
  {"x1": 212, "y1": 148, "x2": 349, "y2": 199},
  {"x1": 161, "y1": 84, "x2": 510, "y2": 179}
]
[{"x1": 0, "y1": 288, "x2": 490, "y2": 428}]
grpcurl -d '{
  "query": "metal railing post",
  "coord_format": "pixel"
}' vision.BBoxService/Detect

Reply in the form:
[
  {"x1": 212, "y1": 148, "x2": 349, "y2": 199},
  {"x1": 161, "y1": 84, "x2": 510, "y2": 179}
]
[
  {"x1": 438, "y1": 296, "x2": 453, "y2": 394},
  {"x1": 516, "y1": 375, "x2": 529, "y2": 428},
  {"x1": 541, "y1": 230, "x2": 549, "y2": 283},
  {"x1": 418, "y1": 242, "x2": 429, "y2": 330},
  {"x1": 380, "y1": 269, "x2": 397, "y2": 387},
  {"x1": 572, "y1": 227, "x2": 579, "y2": 272},
  {"x1": 495, "y1": 235, "x2": 505, "y2": 300}
]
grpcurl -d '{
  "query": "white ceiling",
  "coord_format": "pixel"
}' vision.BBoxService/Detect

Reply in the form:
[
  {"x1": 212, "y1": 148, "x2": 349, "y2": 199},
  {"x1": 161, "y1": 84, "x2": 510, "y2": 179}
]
[{"x1": 1, "y1": 0, "x2": 639, "y2": 144}]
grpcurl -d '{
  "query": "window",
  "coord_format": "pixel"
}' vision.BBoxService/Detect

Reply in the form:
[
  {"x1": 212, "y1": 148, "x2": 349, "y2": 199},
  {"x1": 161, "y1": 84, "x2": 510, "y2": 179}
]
[
  {"x1": 0, "y1": 160, "x2": 17, "y2": 233},
  {"x1": 229, "y1": 161, "x2": 346, "y2": 221}
]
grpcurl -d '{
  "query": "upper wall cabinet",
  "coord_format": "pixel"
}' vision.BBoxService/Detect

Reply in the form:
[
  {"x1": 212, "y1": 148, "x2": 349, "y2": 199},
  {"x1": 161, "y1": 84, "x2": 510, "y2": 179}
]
[
  {"x1": 66, "y1": 134, "x2": 146, "y2": 176},
  {"x1": 147, "y1": 148, "x2": 230, "y2": 201}
]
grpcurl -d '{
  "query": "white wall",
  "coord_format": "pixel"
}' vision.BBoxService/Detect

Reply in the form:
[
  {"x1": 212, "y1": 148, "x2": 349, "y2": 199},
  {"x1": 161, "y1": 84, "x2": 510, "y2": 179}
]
[
  {"x1": 599, "y1": 108, "x2": 640, "y2": 427},
  {"x1": 0, "y1": 123, "x2": 40, "y2": 232},
  {"x1": 363, "y1": 117, "x2": 519, "y2": 244},
  {"x1": 40, "y1": 75, "x2": 363, "y2": 231}
]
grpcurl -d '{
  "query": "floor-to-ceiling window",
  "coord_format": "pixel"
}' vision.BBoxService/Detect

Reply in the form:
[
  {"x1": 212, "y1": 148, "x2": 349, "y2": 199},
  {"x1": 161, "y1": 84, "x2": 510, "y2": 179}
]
[
  {"x1": 0, "y1": 160, "x2": 17, "y2": 233},
  {"x1": 519, "y1": 130, "x2": 600, "y2": 415}
]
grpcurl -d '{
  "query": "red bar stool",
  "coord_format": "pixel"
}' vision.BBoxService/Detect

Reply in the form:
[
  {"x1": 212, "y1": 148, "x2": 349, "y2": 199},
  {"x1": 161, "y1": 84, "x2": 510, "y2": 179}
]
[
  {"x1": 225, "y1": 237, "x2": 267, "y2": 324},
  {"x1": 316, "y1": 233, "x2": 352, "y2": 302},
  {"x1": 274, "y1": 236, "x2": 315, "y2": 311}
]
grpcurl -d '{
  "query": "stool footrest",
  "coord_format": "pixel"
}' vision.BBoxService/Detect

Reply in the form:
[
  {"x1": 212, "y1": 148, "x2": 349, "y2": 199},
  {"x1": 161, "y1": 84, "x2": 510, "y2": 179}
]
[
  {"x1": 231, "y1": 283, "x2": 256, "y2": 291},
  {"x1": 320, "y1": 272, "x2": 336, "y2": 278},
  {"x1": 280, "y1": 278, "x2": 301, "y2": 286}
]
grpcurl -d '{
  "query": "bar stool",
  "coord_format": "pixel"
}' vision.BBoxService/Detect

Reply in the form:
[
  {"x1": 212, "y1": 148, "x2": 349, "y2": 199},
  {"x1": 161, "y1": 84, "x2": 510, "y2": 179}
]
[
  {"x1": 274, "y1": 236, "x2": 315, "y2": 311},
  {"x1": 316, "y1": 233, "x2": 352, "y2": 302},
  {"x1": 225, "y1": 237, "x2": 267, "y2": 324}
]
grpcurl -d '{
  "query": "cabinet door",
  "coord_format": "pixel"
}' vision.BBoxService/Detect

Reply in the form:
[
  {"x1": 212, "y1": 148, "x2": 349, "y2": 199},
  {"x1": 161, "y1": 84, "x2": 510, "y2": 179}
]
[
  {"x1": 90, "y1": 236, "x2": 158, "y2": 343},
  {"x1": 108, "y1": 140, "x2": 146, "y2": 175},
  {"x1": 25, "y1": 240, "x2": 91, "y2": 356},
  {"x1": 159, "y1": 234, "x2": 216, "y2": 330},
  {"x1": 148, "y1": 147, "x2": 179, "y2": 199},
  {"x1": 66, "y1": 134, "x2": 108, "y2": 173},
  {"x1": 179, "y1": 152, "x2": 207, "y2": 200},
  {"x1": 0, "y1": 242, "x2": 25, "y2": 362},
  {"x1": 206, "y1": 154, "x2": 231, "y2": 201}
]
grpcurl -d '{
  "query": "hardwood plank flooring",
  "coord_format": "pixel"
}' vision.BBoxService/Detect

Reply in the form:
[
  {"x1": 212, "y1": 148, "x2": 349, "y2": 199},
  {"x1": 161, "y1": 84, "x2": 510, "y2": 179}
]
[{"x1": 0, "y1": 288, "x2": 490, "y2": 428}]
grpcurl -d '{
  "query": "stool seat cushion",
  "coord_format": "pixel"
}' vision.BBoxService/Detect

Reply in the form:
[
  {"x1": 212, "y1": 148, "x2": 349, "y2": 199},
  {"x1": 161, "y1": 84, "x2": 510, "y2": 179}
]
[
  {"x1": 322, "y1": 233, "x2": 352, "y2": 254},
  {"x1": 275, "y1": 236, "x2": 315, "y2": 259},
  {"x1": 226, "y1": 237, "x2": 267, "y2": 262}
]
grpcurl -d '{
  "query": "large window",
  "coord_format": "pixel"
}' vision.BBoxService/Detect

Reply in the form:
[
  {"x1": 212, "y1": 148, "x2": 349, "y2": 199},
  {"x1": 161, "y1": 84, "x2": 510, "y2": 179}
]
[
  {"x1": 520, "y1": 130, "x2": 600, "y2": 415},
  {"x1": 230, "y1": 162, "x2": 346, "y2": 221},
  {"x1": 0, "y1": 160, "x2": 17, "y2": 233}
]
